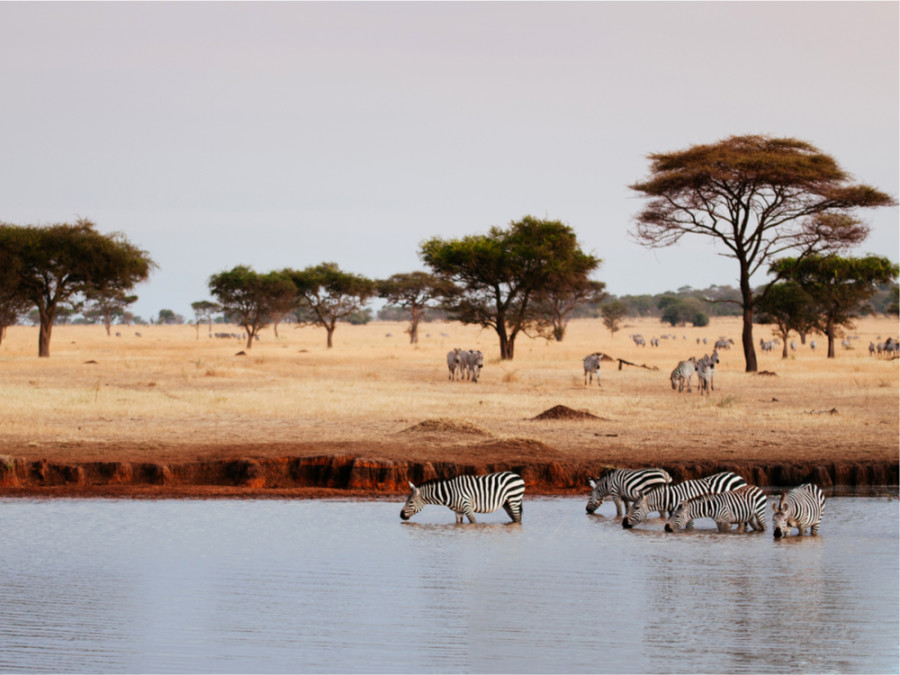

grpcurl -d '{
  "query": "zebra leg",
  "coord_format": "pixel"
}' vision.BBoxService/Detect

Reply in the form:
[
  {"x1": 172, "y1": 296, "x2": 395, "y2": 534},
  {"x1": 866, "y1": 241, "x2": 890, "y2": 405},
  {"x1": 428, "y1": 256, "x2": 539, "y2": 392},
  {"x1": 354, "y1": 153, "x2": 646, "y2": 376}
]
[
  {"x1": 810, "y1": 522, "x2": 820, "y2": 535},
  {"x1": 613, "y1": 495, "x2": 624, "y2": 517},
  {"x1": 455, "y1": 511, "x2": 465, "y2": 524},
  {"x1": 503, "y1": 499, "x2": 523, "y2": 523}
]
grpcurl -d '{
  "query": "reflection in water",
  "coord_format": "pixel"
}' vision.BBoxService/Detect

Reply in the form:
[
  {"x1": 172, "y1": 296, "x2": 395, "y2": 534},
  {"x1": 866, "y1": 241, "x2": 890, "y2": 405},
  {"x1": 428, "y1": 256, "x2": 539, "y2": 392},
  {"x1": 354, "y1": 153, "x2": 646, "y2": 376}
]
[{"x1": 0, "y1": 497, "x2": 896, "y2": 673}]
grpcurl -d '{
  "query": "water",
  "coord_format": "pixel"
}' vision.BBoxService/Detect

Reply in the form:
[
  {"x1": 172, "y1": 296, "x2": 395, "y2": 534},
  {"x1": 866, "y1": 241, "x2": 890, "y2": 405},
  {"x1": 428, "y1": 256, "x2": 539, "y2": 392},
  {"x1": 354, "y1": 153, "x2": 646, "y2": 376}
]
[{"x1": 0, "y1": 496, "x2": 896, "y2": 674}]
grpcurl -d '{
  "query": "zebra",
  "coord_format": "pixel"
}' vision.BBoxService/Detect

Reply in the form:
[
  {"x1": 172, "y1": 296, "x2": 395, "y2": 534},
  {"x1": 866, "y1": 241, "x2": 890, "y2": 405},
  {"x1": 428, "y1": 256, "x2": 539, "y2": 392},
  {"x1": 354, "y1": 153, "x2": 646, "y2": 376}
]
[
  {"x1": 631, "y1": 334, "x2": 646, "y2": 347},
  {"x1": 623, "y1": 471, "x2": 747, "y2": 529},
  {"x1": 714, "y1": 338, "x2": 734, "y2": 351},
  {"x1": 869, "y1": 341, "x2": 877, "y2": 356},
  {"x1": 772, "y1": 483, "x2": 825, "y2": 538},
  {"x1": 790, "y1": 340, "x2": 797, "y2": 352},
  {"x1": 883, "y1": 337, "x2": 899, "y2": 357},
  {"x1": 400, "y1": 472, "x2": 525, "y2": 524},
  {"x1": 810, "y1": 340, "x2": 817, "y2": 351},
  {"x1": 665, "y1": 485, "x2": 768, "y2": 533},
  {"x1": 583, "y1": 352, "x2": 603, "y2": 386},
  {"x1": 460, "y1": 349, "x2": 484, "y2": 383},
  {"x1": 670, "y1": 357, "x2": 697, "y2": 392},
  {"x1": 586, "y1": 468, "x2": 673, "y2": 517},
  {"x1": 446, "y1": 348, "x2": 462, "y2": 381},
  {"x1": 696, "y1": 352, "x2": 718, "y2": 395}
]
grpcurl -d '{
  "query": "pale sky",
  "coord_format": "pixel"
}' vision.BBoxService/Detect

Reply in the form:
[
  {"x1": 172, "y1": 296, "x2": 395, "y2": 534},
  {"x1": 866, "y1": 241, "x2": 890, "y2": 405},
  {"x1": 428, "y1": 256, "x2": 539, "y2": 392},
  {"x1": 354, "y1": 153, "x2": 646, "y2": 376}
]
[{"x1": 1, "y1": 1, "x2": 897, "y2": 321}]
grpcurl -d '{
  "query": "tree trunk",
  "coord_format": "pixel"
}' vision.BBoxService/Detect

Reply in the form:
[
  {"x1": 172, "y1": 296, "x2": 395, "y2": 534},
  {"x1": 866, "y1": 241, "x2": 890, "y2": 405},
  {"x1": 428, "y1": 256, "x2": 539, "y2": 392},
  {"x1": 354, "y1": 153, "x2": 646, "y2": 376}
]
[
  {"x1": 738, "y1": 261, "x2": 758, "y2": 372},
  {"x1": 326, "y1": 324, "x2": 335, "y2": 348},
  {"x1": 0, "y1": 324, "x2": 5, "y2": 346},
  {"x1": 39, "y1": 320, "x2": 52, "y2": 357},
  {"x1": 245, "y1": 330, "x2": 254, "y2": 350},
  {"x1": 408, "y1": 306, "x2": 420, "y2": 344},
  {"x1": 826, "y1": 319, "x2": 836, "y2": 358}
]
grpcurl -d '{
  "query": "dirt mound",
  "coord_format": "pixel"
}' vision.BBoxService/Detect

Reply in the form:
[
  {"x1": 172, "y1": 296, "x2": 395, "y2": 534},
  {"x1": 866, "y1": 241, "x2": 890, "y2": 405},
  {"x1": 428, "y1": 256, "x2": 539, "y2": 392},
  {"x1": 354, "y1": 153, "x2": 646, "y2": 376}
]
[
  {"x1": 533, "y1": 405, "x2": 600, "y2": 421},
  {"x1": 401, "y1": 418, "x2": 490, "y2": 435}
]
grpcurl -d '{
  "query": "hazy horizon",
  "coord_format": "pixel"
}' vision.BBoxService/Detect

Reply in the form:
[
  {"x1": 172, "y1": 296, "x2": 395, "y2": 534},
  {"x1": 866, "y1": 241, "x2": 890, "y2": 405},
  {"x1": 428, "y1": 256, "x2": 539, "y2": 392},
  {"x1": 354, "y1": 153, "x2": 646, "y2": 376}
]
[{"x1": 1, "y1": 2, "x2": 897, "y2": 320}]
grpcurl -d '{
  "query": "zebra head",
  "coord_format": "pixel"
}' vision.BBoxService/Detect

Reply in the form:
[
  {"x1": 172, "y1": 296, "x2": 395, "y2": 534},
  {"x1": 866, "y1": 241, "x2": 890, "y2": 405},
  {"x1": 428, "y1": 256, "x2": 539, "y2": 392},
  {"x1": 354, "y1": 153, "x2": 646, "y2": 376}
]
[
  {"x1": 400, "y1": 482, "x2": 425, "y2": 520},
  {"x1": 771, "y1": 496, "x2": 790, "y2": 538},
  {"x1": 665, "y1": 502, "x2": 690, "y2": 533},
  {"x1": 585, "y1": 477, "x2": 605, "y2": 514},
  {"x1": 623, "y1": 494, "x2": 649, "y2": 529}
]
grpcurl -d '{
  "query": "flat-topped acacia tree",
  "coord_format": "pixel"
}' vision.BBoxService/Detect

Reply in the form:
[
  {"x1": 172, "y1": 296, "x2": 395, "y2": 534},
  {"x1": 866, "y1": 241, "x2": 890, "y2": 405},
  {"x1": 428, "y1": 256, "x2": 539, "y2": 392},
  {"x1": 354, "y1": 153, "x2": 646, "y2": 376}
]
[
  {"x1": 421, "y1": 216, "x2": 599, "y2": 360},
  {"x1": 209, "y1": 266, "x2": 296, "y2": 349},
  {"x1": 629, "y1": 135, "x2": 896, "y2": 372},
  {"x1": 0, "y1": 219, "x2": 154, "y2": 357}
]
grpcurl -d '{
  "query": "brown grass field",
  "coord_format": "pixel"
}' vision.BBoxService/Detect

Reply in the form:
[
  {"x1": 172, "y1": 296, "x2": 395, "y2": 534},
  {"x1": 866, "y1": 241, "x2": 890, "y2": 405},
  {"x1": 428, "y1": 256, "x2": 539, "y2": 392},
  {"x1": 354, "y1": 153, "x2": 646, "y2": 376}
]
[{"x1": 1, "y1": 315, "x2": 897, "y2": 488}]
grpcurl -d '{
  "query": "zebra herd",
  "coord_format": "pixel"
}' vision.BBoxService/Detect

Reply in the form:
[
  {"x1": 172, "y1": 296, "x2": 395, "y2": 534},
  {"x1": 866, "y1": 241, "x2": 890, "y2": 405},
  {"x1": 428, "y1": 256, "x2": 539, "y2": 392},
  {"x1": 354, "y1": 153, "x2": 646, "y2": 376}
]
[
  {"x1": 670, "y1": 351, "x2": 719, "y2": 394},
  {"x1": 446, "y1": 348, "x2": 484, "y2": 383},
  {"x1": 399, "y1": 468, "x2": 825, "y2": 538},
  {"x1": 870, "y1": 337, "x2": 899, "y2": 357}
]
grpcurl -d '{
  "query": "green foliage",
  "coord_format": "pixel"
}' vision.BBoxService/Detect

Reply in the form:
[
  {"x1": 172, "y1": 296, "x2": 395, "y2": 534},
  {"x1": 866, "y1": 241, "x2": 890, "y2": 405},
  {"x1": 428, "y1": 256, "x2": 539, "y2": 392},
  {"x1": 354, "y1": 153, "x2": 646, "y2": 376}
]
[
  {"x1": 285, "y1": 263, "x2": 375, "y2": 348},
  {"x1": 660, "y1": 296, "x2": 708, "y2": 327},
  {"x1": 0, "y1": 219, "x2": 155, "y2": 356},
  {"x1": 600, "y1": 300, "x2": 627, "y2": 337},
  {"x1": 421, "y1": 215, "x2": 599, "y2": 359},
  {"x1": 209, "y1": 265, "x2": 296, "y2": 348},
  {"x1": 376, "y1": 271, "x2": 450, "y2": 343},
  {"x1": 630, "y1": 134, "x2": 896, "y2": 372},
  {"x1": 770, "y1": 254, "x2": 900, "y2": 357}
]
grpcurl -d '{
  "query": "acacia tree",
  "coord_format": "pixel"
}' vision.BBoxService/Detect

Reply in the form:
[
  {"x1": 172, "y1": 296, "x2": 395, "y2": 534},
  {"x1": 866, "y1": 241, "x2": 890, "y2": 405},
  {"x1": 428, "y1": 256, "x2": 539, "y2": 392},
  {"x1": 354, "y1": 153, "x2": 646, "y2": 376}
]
[
  {"x1": 0, "y1": 219, "x2": 155, "y2": 357},
  {"x1": 286, "y1": 263, "x2": 375, "y2": 348},
  {"x1": 770, "y1": 255, "x2": 899, "y2": 358},
  {"x1": 82, "y1": 288, "x2": 138, "y2": 336},
  {"x1": 600, "y1": 300, "x2": 627, "y2": 338},
  {"x1": 754, "y1": 282, "x2": 818, "y2": 358},
  {"x1": 629, "y1": 135, "x2": 896, "y2": 372},
  {"x1": 532, "y1": 278, "x2": 607, "y2": 342},
  {"x1": 191, "y1": 300, "x2": 222, "y2": 339},
  {"x1": 376, "y1": 271, "x2": 450, "y2": 344},
  {"x1": 421, "y1": 216, "x2": 599, "y2": 360},
  {"x1": 209, "y1": 265, "x2": 296, "y2": 349}
]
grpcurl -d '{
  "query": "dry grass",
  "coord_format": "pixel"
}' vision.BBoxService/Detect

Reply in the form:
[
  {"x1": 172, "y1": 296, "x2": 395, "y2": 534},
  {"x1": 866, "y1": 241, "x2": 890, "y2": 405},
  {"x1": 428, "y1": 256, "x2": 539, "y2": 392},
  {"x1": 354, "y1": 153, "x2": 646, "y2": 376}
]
[{"x1": 0, "y1": 316, "x2": 897, "y2": 467}]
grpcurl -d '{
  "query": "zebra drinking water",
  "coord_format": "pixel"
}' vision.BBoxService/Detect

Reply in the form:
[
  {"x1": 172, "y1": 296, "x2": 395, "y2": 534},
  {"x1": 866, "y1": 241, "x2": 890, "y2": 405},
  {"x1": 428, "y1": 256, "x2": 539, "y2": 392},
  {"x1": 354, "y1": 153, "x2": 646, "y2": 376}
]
[
  {"x1": 586, "y1": 468, "x2": 673, "y2": 516},
  {"x1": 400, "y1": 471, "x2": 526, "y2": 524},
  {"x1": 623, "y1": 471, "x2": 747, "y2": 528},
  {"x1": 670, "y1": 357, "x2": 697, "y2": 393},
  {"x1": 772, "y1": 483, "x2": 825, "y2": 538},
  {"x1": 665, "y1": 485, "x2": 768, "y2": 533},
  {"x1": 583, "y1": 352, "x2": 603, "y2": 386}
]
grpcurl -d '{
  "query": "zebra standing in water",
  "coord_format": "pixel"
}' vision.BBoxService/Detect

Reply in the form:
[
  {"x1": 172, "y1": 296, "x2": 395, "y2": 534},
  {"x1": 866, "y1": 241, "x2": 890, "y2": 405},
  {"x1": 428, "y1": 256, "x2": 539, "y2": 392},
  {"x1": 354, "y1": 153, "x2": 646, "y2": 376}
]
[
  {"x1": 665, "y1": 485, "x2": 768, "y2": 533},
  {"x1": 586, "y1": 468, "x2": 673, "y2": 517},
  {"x1": 446, "y1": 348, "x2": 462, "y2": 380},
  {"x1": 670, "y1": 357, "x2": 697, "y2": 392},
  {"x1": 772, "y1": 483, "x2": 825, "y2": 538},
  {"x1": 583, "y1": 352, "x2": 604, "y2": 386},
  {"x1": 623, "y1": 471, "x2": 747, "y2": 528},
  {"x1": 400, "y1": 471, "x2": 525, "y2": 523}
]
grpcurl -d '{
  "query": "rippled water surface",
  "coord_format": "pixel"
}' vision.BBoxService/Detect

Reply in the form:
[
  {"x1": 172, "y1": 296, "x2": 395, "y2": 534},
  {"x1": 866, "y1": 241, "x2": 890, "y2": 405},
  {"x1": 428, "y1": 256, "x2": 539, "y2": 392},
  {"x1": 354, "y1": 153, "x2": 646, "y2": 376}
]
[{"x1": 0, "y1": 496, "x2": 896, "y2": 673}]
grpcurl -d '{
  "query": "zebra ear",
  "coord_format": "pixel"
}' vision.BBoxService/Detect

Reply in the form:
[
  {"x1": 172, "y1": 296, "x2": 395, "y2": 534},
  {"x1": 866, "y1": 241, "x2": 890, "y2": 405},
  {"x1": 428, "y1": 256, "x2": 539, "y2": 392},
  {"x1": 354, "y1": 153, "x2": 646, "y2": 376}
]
[
  {"x1": 588, "y1": 478, "x2": 597, "y2": 488},
  {"x1": 408, "y1": 481, "x2": 417, "y2": 491}
]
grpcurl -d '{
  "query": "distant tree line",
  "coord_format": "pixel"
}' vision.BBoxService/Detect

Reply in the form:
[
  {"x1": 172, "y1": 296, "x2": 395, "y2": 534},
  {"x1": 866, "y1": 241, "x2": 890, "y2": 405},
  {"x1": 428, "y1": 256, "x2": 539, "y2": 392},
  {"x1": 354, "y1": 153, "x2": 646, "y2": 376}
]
[{"x1": 3, "y1": 135, "x2": 896, "y2": 364}]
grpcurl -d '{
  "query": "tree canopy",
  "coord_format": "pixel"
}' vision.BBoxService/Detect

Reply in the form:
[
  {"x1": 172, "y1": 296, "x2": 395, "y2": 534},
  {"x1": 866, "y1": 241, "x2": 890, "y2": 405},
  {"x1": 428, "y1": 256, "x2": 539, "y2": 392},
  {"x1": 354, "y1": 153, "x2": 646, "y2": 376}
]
[
  {"x1": 0, "y1": 219, "x2": 155, "y2": 356},
  {"x1": 208, "y1": 265, "x2": 296, "y2": 349},
  {"x1": 286, "y1": 263, "x2": 375, "y2": 348},
  {"x1": 421, "y1": 215, "x2": 599, "y2": 359},
  {"x1": 769, "y1": 254, "x2": 899, "y2": 358},
  {"x1": 754, "y1": 282, "x2": 818, "y2": 358},
  {"x1": 630, "y1": 134, "x2": 896, "y2": 371},
  {"x1": 376, "y1": 271, "x2": 451, "y2": 344}
]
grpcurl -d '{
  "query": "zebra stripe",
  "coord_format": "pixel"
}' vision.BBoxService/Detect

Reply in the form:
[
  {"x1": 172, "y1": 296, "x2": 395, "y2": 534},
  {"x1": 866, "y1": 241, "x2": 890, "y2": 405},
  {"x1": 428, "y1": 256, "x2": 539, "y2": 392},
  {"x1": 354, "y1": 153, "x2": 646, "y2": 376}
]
[
  {"x1": 665, "y1": 485, "x2": 768, "y2": 533},
  {"x1": 400, "y1": 471, "x2": 525, "y2": 523},
  {"x1": 458, "y1": 349, "x2": 484, "y2": 383},
  {"x1": 446, "y1": 348, "x2": 462, "y2": 381},
  {"x1": 696, "y1": 351, "x2": 719, "y2": 395},
  {"x1": 772, "y1": 483, "x2": 826, "y2": 537},
  {"x1": 583, "y1": 352, "x2": 603, "y2": 386},
  {"x1": 586, "y1": 468, "x2": 673, "y2": 516},
  {"x1": 623, "y1": 471, "x2": 747, "y2": 528},
  {"x1": 670, "y1": 357, "x2": 697, "y2": 392}
]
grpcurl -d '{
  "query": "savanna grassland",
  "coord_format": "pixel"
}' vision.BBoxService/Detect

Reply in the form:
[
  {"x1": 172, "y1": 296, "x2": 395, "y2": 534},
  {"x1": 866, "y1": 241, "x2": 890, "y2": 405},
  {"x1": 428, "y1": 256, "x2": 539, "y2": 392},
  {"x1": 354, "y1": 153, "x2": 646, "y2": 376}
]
[{"x1": 0, "y1": 316, "x2": 896, "y2": 490}]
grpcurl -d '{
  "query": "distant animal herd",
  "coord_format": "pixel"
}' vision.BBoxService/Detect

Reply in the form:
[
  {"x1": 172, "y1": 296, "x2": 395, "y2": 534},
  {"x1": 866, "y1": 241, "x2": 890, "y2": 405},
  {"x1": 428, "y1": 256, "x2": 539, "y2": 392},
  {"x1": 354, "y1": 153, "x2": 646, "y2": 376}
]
[
  {"x1": 445, "y1": 331, "x2": 898, "y2": 389},
  {"x1": 400, "y1": 468, "x2": 824, "y2": 539}
]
